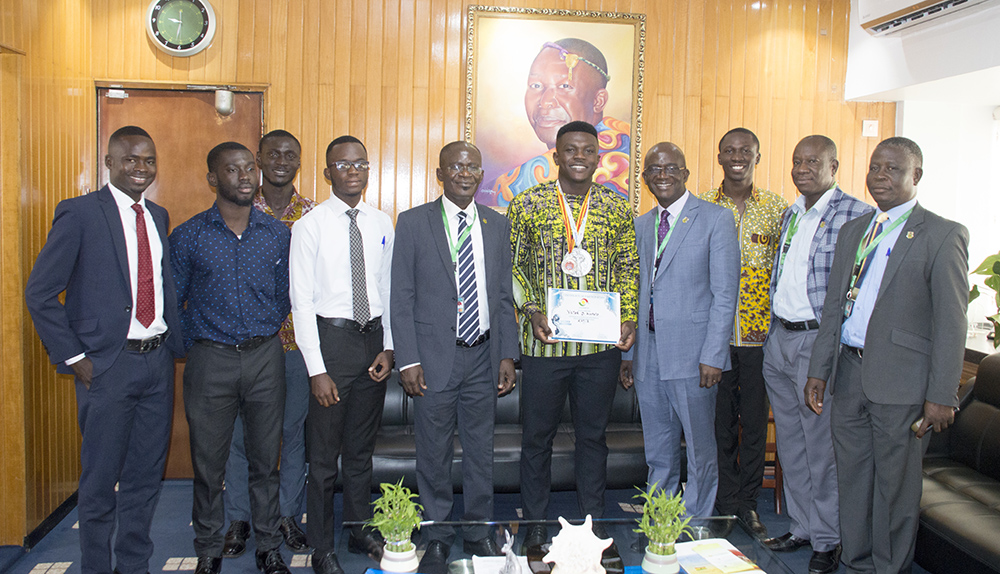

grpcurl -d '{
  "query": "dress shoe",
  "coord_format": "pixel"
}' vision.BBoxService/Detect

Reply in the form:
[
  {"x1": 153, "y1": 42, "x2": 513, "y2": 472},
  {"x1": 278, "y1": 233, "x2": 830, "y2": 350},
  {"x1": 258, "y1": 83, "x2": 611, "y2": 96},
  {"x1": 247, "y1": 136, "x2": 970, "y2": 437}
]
[
  {"x1": 222, "y1": 520, "x2": 250, "y2": 558},
  {"x1": 808, "y1": 545, "x2": 842, "y2": 574},
  {"x1": 255, "y1": 548, "x2": 291, "y2": 574},
  {"x1": 348, "y1": 528, "x2": 386, "y2": 560},
  {"x1": 311, "y1": 550, "x2": 345, "y2": 574},
  {"x1": 739, "y1": 509, "x2": 768, "y2": 539},
  {"x1": 521, "y1": 524, "x2": 548, "y2": 554},
  {"x1": 463, "y1": 536, "x2": 503, "y2": 556},
  {"x1": 417, "y1": 540, "x2": 450, "y2": 574},
  {"x1": 194, "y1": 557, "x2": 222, "y2": 574},
  {"x1": 278, "y1": 516, "x2": 308, "y2": 552},
  {"x1": 763, "y1": 532, "x2": 811, "y2": 552}
]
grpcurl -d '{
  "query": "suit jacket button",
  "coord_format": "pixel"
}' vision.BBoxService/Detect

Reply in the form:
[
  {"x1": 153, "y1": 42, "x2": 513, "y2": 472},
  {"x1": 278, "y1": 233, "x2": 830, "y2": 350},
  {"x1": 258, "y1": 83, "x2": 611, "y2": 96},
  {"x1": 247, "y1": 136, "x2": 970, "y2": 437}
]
[
  {"x1": 125, "y1": 305, "x2": 132, "y2": 313},
  {"x1": 451, "y1": 326, "x2": 456, "y2": 332}
]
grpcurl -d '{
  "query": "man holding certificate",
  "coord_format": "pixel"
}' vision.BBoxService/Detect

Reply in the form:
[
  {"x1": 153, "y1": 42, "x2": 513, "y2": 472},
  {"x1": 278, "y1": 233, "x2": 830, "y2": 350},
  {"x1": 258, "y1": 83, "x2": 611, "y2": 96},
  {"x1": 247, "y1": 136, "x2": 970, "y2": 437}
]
[
  {"x1": 508, "y1": 121, "x2": 639, "y2": 567},
  {"x1": 621, "y1": 142, "x2": 740, "y2": 520}
]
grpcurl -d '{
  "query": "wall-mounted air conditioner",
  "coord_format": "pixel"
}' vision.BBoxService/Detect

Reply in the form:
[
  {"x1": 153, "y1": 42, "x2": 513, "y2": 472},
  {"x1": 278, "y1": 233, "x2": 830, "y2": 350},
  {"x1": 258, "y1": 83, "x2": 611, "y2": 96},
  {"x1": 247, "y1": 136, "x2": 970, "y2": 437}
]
[{"x1": 860, "y1": 0, "x2": 996, "y2": 36}]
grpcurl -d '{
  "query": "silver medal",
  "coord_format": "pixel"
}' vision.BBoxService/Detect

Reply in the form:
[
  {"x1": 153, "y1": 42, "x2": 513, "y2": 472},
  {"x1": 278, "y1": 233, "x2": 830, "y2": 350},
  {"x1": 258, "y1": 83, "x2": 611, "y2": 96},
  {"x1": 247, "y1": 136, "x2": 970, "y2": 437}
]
[{"x1": 561, "y1": 248, "x2": 593, "y2": 277}]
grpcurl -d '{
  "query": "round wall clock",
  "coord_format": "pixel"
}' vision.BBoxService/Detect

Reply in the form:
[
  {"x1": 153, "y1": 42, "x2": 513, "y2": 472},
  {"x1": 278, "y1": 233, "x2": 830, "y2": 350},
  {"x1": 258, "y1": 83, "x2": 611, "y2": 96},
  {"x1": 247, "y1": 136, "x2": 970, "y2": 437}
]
[{"x1": 145, "y1": 0, "x2": 217, "y2": 57}]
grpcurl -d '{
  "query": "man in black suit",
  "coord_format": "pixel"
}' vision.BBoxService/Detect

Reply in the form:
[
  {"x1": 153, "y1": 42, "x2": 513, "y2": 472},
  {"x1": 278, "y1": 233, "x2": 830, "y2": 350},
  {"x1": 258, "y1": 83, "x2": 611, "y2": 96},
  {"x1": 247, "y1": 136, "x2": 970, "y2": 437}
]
[
  {"x1": 806, "y1": 137, "x2": 969, "y2": 573},
  {"x1": 25, "y1": 126, "x2": 183, "y2": 574},
  {"x1": 391, "y1": 141, "x2": 519, "y2": 574}
]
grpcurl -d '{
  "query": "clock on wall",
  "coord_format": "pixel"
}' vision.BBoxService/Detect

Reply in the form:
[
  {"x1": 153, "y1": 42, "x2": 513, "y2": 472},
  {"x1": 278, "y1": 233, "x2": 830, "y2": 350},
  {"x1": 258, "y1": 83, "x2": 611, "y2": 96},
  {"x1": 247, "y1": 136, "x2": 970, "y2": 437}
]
[{"x1": 145, "y1": 0, "x2": 217, "y2": 57}]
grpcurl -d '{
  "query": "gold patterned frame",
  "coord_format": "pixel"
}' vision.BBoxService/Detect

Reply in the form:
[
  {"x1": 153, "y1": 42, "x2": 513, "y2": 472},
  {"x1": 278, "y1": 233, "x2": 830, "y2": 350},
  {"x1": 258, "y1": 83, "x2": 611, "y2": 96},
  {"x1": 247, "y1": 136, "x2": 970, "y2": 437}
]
[{"x1": 464, "y1": 6, "x2": 645, "y2": 214}]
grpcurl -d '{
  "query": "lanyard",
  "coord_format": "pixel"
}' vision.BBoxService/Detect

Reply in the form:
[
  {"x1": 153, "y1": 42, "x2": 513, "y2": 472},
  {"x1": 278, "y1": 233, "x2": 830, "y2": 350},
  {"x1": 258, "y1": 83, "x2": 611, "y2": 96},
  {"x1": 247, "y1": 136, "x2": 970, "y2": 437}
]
[
  {"x1": 557, "y1": 183, "x2": 591, "y2": 252},
  {"x1": 777, "y1": 212, "x2": 801, "y2": 277},
  {"x1": 440, "y1": 202, "x2": 475, "y2": 265},
  {"x1": 847, "y1": 207, "x2": 913, "y2": 291}
]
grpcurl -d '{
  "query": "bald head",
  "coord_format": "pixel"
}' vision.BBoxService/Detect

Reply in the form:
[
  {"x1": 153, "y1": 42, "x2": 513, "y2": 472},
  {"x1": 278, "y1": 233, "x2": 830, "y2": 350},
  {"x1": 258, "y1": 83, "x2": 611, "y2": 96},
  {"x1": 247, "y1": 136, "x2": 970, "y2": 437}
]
[
  {"x1": 439, "y1": 141, "x2": 480, "y2": 166},
  {"x1": 791, "y1": 135, "x2": 839, "y2": 204},
  {"x1": 645, "y1": 142, "x2": 686, "y2": 166}
]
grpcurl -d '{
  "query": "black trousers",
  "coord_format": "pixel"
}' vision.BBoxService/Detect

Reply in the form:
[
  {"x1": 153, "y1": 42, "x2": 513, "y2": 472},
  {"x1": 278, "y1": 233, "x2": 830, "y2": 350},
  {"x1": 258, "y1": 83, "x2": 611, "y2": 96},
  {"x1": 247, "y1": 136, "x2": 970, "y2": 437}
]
[
  {"x1": 714, "y1": 345, "x2": 769, "y2": 514},
  {"x1": 519, "y1": 348, "x2": 621, "y2": 520},
  {"x1": 184, "y1": 336, "x2": 285, "y2": 557},
  {"x1": 306, "y1": 320, "x2": 386, "y2": 554}
]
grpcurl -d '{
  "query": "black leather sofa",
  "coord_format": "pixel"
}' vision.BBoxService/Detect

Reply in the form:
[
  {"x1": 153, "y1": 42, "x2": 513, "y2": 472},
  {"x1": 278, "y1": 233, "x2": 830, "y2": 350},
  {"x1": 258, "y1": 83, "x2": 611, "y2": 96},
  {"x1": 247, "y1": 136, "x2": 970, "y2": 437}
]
[
  {"x1": 917, "y1": 351, "x2": 1000, "y2": 573},
  {"x1": 368, "y1": 368, "x2": 651, "y2": 493}
]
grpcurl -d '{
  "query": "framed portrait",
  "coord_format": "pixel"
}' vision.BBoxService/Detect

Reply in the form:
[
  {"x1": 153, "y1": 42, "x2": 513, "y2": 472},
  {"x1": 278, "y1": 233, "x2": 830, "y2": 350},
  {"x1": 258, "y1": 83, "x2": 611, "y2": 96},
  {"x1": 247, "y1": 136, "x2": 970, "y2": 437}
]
[{"x1": 465, "y1": 6, "x2": 645, "y2": 213}]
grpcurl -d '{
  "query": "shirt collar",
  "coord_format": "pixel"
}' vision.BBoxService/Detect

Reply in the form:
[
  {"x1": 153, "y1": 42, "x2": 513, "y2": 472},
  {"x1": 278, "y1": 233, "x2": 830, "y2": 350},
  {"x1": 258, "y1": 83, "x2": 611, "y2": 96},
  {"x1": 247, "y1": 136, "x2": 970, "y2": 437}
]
[
  {"x1": 791, "y1": 183, "x2": 837, "y2": 216},
  {"x1": 207, "y1": 202, "x2": 269, "y2": 229},
  {"x1": 253, "y1": 188, "x2": 304, "y2": 218},
  {"x1": 326, "y1": 193, "x2": 368, "y2": 217},
  {"x1": 108, "y1": 181, "x2": 146, "y2": 211},
  {"x1": 657, "y1": 190, "x2": 691, "y2": 221},
  {"x1": 879, "y1": 198, "x2": 917, "y2": 222},
  {"x1": 714, "y1": 183, "x2": 760, "y2": 203},
  {"x1": 442, "y1": 195, "x2": 478, "y2": 222}
]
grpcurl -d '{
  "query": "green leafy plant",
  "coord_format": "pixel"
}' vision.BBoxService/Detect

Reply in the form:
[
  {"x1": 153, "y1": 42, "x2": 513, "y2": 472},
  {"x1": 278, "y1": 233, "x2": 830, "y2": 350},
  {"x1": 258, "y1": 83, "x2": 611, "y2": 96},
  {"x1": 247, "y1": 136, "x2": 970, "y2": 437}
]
[
  {"x1": 632, "y1": 483, "x2": 692, "y2": 556},
  {"x1": 367, "y1": 478, "x2": 423, "y2": 552},
  {"x1": 969, "y1": 251, "x2": 1000, "y2": 349}
]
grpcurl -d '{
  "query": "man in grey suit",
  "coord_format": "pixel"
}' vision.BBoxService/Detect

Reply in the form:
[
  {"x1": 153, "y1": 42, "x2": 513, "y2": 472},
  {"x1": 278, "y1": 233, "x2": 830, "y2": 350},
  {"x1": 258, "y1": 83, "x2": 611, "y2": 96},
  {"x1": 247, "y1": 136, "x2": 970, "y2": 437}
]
[
  {"x1": 391, "y1": 141, "x2": 519, "y2": 574},
  {"x1": 805, "y1": 137, "x2": 969, "y2": 574},
  {"x1": 762, "y1": 136, "x2": 872, "y2": 574},
  {"x1": 620, "y1": 142, "x2": 739, "y2": 519}
]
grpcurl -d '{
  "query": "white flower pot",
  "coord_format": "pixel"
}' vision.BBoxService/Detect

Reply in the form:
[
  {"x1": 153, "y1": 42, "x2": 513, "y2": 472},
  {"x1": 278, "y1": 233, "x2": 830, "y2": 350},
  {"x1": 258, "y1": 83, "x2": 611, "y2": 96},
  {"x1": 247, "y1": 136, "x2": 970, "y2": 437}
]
[
  {"x1": 380, "y1": 543, "x2": 419, "y2": 573},
  {"x1": 642, "y1": 544, "x2": 679, "y2": 574}
]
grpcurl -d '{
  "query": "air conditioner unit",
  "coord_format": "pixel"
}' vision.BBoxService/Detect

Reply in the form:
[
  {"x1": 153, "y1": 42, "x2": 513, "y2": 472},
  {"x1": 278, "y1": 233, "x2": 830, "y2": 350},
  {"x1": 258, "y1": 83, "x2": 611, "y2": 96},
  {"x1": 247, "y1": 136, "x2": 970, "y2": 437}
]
[{"x1": 859, "y1": 0, "x2": 996, "y2": 36}]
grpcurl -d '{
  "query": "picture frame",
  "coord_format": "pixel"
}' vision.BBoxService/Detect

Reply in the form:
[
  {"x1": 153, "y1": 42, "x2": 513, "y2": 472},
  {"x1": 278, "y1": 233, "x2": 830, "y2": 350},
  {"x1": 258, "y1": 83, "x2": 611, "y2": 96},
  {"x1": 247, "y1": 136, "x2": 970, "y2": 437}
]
[{"x1": 464, "y1": 5, "x2": 646, "y2": 213}]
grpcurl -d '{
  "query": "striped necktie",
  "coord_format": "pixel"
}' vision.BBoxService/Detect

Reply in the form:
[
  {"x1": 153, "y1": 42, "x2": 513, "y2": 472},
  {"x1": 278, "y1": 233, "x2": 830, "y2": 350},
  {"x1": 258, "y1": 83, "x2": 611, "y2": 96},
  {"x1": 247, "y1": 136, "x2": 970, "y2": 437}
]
[
  {"x1": 456, "y1": 212, "x2": 481, "y2": 345},
  {"x1": 855, "y1": 212, "x2": 890, "y2": 290}
]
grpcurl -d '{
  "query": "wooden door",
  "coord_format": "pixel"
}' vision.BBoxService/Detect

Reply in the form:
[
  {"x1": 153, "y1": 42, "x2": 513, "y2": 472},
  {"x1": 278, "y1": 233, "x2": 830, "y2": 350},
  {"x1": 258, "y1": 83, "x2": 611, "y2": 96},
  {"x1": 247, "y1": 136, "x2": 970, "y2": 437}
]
[{"x1": 98, "y1": 87, "x2": 264, "y2": 478}]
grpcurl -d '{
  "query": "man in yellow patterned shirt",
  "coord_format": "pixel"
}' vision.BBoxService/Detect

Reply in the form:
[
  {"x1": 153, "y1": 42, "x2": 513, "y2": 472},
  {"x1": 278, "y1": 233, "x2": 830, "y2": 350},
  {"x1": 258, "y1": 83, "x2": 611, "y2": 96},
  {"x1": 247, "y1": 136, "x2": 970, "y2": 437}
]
[
  {"x1": 509, "y1": 121, "x2": 638, "y2": 569},
  {"x1": 699, "y1": 128, "x2": 787, "y2": 537},
  {"x1": 222, "y1": 130, "x2": 316, "y2": 555}
]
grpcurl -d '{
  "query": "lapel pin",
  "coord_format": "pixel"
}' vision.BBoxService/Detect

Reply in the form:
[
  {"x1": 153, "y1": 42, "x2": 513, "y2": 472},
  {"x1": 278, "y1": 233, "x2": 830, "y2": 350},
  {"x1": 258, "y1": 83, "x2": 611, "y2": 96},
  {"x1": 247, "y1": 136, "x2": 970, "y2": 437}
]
[
  {"x1": 682, "y1": 217, "x2": 689, "y2": 223},
  {"x1": 820, "y1": 221, "x2": 826, "y2": 228},
  {"x1": 906, "y1": 231, "x2": 914, "y2": 239},
  {"x1": 482, "y1": 217, "x2": 487, "y2": 224}
]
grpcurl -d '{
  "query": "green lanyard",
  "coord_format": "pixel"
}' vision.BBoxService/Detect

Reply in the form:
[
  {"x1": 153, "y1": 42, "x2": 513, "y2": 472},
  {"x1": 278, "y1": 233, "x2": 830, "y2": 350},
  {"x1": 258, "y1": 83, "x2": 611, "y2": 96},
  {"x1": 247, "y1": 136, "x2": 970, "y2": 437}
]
[
  {"x1": 440, "y1": 202, "x2": 475, "y2": 266},
  {"x1": 847, "y1": 207, "x2": 913, "y2": 291},
  {"x1": 777, "y1": 212, "x2": 801, "y2": 276},
  {"x1": 654, "y1": 211, "x2": 677, "y2": 262}
]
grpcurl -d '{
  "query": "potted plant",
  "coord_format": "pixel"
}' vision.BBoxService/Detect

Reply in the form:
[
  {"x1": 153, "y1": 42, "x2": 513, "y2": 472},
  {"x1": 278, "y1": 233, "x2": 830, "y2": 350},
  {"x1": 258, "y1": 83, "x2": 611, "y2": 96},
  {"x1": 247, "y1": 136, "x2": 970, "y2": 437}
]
[
  {"x1": 633, "y1": 483, "x2": 692, "y2": 574},
  {"x1": 969, "y1": 251, "x2": 1000, "y2": 348},
  {"x1": 367, "y1": 478, "x2": 423, "y2": 573}
]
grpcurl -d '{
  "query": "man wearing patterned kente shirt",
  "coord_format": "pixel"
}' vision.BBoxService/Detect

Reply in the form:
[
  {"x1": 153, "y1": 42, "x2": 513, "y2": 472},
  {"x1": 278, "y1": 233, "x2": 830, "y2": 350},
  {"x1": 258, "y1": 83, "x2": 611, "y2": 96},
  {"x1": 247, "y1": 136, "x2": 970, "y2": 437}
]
[
  {"x1": 509, "y1": 121, "x2": 638, "y2": 572},
  {"x1": 221, "y1": 130, "x2": 316, "y2": 557},
  {"x1": 699, "y1": 127, "x2": 787, "y2": 538}
]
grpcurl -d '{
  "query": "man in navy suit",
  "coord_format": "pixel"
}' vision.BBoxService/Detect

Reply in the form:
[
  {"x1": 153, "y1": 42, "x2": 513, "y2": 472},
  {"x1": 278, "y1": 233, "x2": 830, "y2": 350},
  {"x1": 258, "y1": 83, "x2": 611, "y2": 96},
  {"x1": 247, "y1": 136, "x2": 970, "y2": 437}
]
[
  {"x1": 391, "y1": 141, "x2": 519, "y2": 574},
  {"x1": 621, "y1": 141, "x2": 740, "y2": 520},
  {"x1": 25, "y1": 126, "x2": 183, "y2": 574}
]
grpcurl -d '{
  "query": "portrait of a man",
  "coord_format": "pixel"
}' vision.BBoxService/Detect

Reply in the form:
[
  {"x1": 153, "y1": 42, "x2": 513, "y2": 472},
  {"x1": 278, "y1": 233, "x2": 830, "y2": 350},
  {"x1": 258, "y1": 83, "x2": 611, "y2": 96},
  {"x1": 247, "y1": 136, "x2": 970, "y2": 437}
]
[{"x1": 466, "y1": 9, "x2": 644, "y2": 209}]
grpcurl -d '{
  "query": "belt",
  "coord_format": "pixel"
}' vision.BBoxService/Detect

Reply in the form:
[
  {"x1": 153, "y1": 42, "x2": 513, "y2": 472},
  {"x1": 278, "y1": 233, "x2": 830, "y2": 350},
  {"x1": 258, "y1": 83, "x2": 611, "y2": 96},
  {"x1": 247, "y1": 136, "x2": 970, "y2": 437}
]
[
  {"x1": 843, "y1": 344, "x2": 864, "y2": 359},
  {"x1": 457, "y1": 330, "x2": 490, "y2": 348},
  {"x1": 318, "y1": 316, "x2": 382, "y2": 334},
  {"x1": 778, "y1": 317, "x2": 820, "y2": 331},
  {"x1": 125, "y1": 331, "x2": 169, "y2": 353},
  {"x1": 197, "y1": 334, "x2": 274, "y2": 352}
]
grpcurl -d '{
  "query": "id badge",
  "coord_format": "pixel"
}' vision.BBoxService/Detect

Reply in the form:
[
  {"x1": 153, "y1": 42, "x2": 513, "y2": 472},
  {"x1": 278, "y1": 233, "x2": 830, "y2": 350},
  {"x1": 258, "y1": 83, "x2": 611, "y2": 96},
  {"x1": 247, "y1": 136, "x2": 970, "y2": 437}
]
[{"x1": 457, "y1": 296, "x2": 465, "y2": 314}]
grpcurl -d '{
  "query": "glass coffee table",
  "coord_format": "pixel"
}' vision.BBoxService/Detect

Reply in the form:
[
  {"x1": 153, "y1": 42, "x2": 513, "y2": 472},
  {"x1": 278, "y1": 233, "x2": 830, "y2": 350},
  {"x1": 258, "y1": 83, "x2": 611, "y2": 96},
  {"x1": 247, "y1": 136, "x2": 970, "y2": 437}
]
[{"x1": 343, "y1": 516, "x2": 795, "y2": 574}]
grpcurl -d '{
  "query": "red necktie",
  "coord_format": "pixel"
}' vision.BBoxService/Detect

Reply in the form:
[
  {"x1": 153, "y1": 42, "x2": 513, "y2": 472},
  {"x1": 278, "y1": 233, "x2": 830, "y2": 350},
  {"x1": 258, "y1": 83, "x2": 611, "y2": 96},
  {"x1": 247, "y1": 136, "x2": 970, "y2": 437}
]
[{"x1": 132, "y1": 203, "x2": 155, "y2": 328}]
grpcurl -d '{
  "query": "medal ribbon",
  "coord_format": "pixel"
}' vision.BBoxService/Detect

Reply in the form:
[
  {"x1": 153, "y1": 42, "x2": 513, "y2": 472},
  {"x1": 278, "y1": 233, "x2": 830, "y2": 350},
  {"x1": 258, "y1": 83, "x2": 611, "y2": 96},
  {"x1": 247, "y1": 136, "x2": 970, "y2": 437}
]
[
  {"x1": 847, "y1": 207, "x2": 913, "y2": 294},
  {"x1": 440, "y1": 202, "x2": 475, "y2": 265},
  {"x1": 557, "y1": 184, "x2": 591, "y2": 253}
]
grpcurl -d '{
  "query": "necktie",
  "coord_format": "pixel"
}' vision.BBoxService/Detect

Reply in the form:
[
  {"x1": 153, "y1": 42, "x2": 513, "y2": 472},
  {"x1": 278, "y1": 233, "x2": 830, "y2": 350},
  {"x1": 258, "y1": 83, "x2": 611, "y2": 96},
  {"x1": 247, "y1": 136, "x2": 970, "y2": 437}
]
[
  {"x1": 347, "y1": 209, "x2": 371, "y2": 324},
  {"x1": 456, "y1": 212, "x2": 481, "y2": 345},
  {"x1": 854, "y1": 212, "x2": 890, "y2": 290},
  {"x1": 649, "y1": 210, "x2": 670, "y2": 330},
  {"x1": 131, "y1": 203, "x2": 155, "y2": 328}
]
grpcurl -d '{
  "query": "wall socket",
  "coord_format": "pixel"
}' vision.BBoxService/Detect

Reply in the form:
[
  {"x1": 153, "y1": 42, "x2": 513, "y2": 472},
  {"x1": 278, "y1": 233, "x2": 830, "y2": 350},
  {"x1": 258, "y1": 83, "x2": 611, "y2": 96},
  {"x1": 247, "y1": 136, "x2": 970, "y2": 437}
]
[{"x1": 862, "y1": 120, "x2": 879, "y2": 138}]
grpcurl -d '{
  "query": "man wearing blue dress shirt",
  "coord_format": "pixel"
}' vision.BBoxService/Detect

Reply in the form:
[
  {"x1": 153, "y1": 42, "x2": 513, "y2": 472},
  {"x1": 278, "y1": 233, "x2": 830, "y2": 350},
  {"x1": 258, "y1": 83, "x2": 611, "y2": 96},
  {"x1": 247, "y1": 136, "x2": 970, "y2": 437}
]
[{"x1": 170, "y1": 142, "x2": 292, "y2": 574}]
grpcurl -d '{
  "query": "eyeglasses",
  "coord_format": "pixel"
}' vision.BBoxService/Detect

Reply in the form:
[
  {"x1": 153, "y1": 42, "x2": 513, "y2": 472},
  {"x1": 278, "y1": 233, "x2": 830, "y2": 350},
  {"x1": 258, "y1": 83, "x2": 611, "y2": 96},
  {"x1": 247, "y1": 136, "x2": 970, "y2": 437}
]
[
  {"x1": 443, "y1": 164, "x2": 484, "y2": 176},
  {"x1": 330, "y1": 160, "x2": 370, "y2": 172},
  {"x1": 644, "y1": 165, "x2": 686, "y2": 176}
]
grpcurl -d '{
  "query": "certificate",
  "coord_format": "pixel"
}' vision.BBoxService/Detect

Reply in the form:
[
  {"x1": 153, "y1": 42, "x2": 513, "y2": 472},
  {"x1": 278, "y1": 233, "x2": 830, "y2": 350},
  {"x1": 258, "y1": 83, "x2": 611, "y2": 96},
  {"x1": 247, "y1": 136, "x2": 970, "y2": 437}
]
[{"x1": 547, "y1": 288, "x2": 621, "y2": 345}]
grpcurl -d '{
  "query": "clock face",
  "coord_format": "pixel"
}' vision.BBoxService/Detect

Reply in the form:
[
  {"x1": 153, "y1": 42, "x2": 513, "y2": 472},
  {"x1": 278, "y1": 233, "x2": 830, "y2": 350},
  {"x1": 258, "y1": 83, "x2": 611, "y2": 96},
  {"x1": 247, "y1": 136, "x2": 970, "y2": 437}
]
[{"x1": 145, "y1": 0, "x2": 217, "y2": 57}]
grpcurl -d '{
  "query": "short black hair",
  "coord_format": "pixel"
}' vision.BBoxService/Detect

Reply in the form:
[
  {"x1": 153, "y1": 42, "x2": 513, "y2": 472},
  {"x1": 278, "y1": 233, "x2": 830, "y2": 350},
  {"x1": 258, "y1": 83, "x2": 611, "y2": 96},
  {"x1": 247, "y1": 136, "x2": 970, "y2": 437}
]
[
  {"x1": 260, "y1": 129, "x2": 300, "y2": 152},
  {"x1": 718, "y1": 127, "x2": 760, "y2": 152},
  {"x1": 207, "y1": 141, "x2": 252, "y2": 172},
  {"x1": 877, "y1": 136, "x2": 923, "y2": 167},
  {"x1": 799, "y1": 134, "x2": 837, "y2": 160},
  {"x1": 109, "y1": 126, "x2": 152, "y2": 147},
  {"x1": 326, "y1": 135, "x2": 367, "y2": 160},
  {"x1": 556, "y1": 120, "x2": 599, "y2": 143}
]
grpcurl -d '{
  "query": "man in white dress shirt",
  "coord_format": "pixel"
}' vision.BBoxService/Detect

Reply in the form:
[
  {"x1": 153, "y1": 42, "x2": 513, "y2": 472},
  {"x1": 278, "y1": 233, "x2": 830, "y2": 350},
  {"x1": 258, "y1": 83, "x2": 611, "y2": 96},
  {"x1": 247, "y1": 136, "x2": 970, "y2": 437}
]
[{"x1": 289, "y1": 135, "x2": 395, "y2": 574}]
